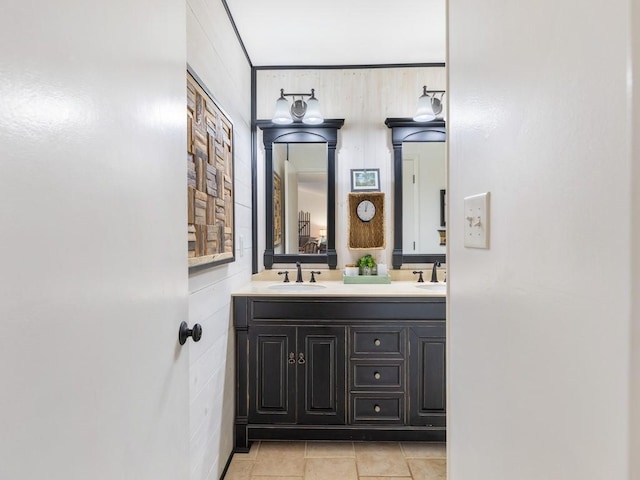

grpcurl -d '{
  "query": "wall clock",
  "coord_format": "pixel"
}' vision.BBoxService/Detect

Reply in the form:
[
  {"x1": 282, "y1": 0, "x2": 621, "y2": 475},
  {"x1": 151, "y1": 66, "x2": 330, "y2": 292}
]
[
  {"x1": 356, "y1": 199, "x2": 376, "y2": 222},
  {"x1": 348, "y1": 192, "x2": 385, "y2": 249}
]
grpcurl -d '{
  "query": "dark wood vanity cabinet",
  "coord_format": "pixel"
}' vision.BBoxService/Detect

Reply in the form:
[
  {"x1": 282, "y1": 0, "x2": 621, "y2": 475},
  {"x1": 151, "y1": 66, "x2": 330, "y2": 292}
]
[
  {"x1": 248, "y1": 325, "x2": 346, "y2": 425},
  {"x1": 233, "y1": 295, "x2": 446, "y2": 451},
  {"x1": 408, "y1": 326, "x2": 446, "y2": 427}
]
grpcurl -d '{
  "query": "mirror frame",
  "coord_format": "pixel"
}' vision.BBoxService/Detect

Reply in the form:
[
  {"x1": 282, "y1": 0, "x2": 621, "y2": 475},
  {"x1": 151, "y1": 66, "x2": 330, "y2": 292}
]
[
  {"x1": 385, "y1": 118, "x2": 447, "y2": 269},
  {"x1": 258, "y1": 119, "x2": 344, "y2": 270}
]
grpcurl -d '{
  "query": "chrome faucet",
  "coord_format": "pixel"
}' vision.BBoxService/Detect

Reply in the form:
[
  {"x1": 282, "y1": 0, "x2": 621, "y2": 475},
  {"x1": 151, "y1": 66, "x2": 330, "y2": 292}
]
[
  {"x1": 431, "y1": 261, "x2": 441, "y2": 283},
  {"x1": 295, "y1": 261, "x2": 304, "y2": 283}
]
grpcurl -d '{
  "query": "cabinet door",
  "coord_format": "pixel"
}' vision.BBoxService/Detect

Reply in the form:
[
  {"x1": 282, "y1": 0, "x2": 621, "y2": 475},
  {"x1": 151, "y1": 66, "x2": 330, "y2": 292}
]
[
  {"x1": 408, "y1": 324, "x2": 446, "y2": 427},
  {"x1": 297, "y1": 326, "x2": 346, "y2": 425},
  {"x1": 248, "y1": 326, "x2": 296, "y2": 423}
]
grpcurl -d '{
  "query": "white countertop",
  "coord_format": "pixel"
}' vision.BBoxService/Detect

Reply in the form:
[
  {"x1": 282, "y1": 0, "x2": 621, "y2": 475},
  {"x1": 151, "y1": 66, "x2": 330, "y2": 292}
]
[{"x1": 231, "y1": 280, "x2": 446, "y2": 297}]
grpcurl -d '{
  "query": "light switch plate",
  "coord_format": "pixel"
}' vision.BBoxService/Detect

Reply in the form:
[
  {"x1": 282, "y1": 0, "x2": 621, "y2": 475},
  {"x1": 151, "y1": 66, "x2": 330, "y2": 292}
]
[{"x1": 464, "y1": 192, "x2": 490, "y2": 248}]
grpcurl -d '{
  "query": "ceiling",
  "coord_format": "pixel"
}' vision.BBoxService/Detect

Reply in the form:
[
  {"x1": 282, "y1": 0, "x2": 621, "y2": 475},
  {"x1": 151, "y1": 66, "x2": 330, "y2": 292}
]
[{"x1": 224, "y1": 0, "x2": 446, "y2": 67}]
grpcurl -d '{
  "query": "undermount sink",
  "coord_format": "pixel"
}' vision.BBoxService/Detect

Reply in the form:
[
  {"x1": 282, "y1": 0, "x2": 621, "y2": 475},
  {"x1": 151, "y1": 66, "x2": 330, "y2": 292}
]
[
  {"x1": 267, "y1": 283, "x2": 328, "y2": 292},
  {"x1": 415, "y1": 282, "x2": 447, "y2": 292}
]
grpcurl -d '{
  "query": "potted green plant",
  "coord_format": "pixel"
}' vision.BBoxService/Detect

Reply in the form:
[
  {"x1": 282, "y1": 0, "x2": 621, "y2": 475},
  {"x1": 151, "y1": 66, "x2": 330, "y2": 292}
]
[{"x1": 357, "y1": 254, "x2": 377, "y2": 276}]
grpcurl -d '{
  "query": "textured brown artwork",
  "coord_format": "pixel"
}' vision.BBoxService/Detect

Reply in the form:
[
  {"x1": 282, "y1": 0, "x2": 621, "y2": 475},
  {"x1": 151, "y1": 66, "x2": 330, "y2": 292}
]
[
  {"x1": 187, "y1": 71, "x2": 234, "y2": 267},
  {"x1": 273, "y1": 172, "x2": 282, "y2": 247}
]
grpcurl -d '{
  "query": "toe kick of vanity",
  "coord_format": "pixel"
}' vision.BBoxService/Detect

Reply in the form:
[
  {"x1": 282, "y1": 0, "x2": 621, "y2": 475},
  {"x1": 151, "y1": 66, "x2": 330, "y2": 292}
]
[{"x1": 232, "y1": 295, "x2": 446, "y2": 452}]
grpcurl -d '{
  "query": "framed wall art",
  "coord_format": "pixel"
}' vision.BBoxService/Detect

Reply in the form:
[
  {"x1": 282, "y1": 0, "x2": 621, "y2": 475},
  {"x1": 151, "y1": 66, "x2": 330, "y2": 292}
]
[
  {"x1": 350, "y1": 168, "x2": 380, "y2": 192},
  {"x1": 273, "y1": 171, "x2": 282, "y2": 247},
  {"x1": 186, "y1": 67, "x2": 235, "y2": 269},
  {"x1": 440, "y1": 189, "x2": 447, "y2": 227}
]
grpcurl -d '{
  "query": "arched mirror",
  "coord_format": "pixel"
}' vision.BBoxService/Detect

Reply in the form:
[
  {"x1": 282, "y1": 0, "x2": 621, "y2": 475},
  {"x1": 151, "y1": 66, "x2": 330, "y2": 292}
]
[
  {"x1": 258, "y1": 119, "x2": 344, "y2": 269},
  {"x1": 385, "y1": 118, "x2": 446, "y2": 269}
]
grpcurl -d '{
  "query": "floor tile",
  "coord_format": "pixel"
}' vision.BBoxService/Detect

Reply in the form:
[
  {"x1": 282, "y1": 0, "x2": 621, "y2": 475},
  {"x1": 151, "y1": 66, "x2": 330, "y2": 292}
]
[
  {"x1": 354, "y1": 442, "x2": 402, "y2": 454},
  {"x1": 359, "y1": 477, "x2": 412, "y2": 480},
  {"x1": 304, "y1": 457, "x2": 358, "y2": 480},
  {"x1": 407, "y1": 458, "x2": 447, "y2": 479},
  {"x1": 256, "y1": 441, "x2": 306, "y2": 460},
  {"x1": 250, "y1": 456, "x2": 305, "y2": 477},
  {"x1": 305, "y1": 441, "x2": 355, "y2": 458},
  {"x1": 233, "y1": 442, "x2": 261, "y2": 461},
  {"x1": 400, "y1": 442, "x2": 447, "y2": 458},
  {"x1": 250, "y1": 477, "x2": 303, "y2": 480},
  {"x1": 225, "y1": 440, "x2": 448, "y2": 479},
  {"x1": 224, "y1": 458, "x2": 253, "y2": 480},
  {"x1": 354, "y1": 442, "x2": 411, "y2": 477}
]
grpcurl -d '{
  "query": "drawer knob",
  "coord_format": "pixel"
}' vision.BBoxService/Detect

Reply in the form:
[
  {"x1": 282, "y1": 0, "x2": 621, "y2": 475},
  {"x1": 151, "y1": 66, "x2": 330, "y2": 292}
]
[
  {"x1": 288, "y1": 352, "x2": 296, "y2": 364},
  {"x1": 374, "y1": 372, "x2": 381, "y2": 380},
  {"x1": 374, "y1": 405, "x2": 381, "y2": 413},
  {"x1": 374, "y1": 339, "x2": 381, "y2": 346}
]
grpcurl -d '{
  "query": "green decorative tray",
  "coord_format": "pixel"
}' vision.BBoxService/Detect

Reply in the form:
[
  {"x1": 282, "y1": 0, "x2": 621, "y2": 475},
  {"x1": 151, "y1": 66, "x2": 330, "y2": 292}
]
[{"x1": 343, "y1": 274, "x2": 391, "y2": 284}]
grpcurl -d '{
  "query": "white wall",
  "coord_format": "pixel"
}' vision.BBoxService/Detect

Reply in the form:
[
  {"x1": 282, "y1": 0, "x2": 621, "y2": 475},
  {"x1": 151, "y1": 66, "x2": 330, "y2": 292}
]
[
  {"x1": 255, "y1": 67, "x2": 446, "y2": 269},
  {"x1": 186, "y1": 0, "x2": 252, "y2": 478},
  {"x1": 0, "y1": 0, "x2": 189, "y2": 478},
  {"x1": 448, "y1": 0, "x2": 635, "y2": 478},
  {"x1": 631, "y1": 0, "x2": 640, "y2": 476},
  {"x1": 273, "y1": 143, "x2": 287, "y2": 254},
  {"x1": 298, "y1": 188, "x2": 327, "y2": 239},
  {"x1": 403, "y1": 142, "x2": 446, "y2": 253}
]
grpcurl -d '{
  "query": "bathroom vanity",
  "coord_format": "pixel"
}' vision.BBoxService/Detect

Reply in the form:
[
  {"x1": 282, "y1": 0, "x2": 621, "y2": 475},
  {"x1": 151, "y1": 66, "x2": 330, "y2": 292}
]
[{"x1": 232, "y1": 283, "x2": 446, "y2": 451}]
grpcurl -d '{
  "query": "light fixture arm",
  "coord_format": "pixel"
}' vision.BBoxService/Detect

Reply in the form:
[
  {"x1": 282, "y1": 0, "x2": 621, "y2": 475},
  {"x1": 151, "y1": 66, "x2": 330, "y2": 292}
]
[
  {"x1": 420, "y1": 85, "x2": 445, "y2": 95},
  {"x1": 279, "y1": 89, "x2": 317, "y2": 99}
]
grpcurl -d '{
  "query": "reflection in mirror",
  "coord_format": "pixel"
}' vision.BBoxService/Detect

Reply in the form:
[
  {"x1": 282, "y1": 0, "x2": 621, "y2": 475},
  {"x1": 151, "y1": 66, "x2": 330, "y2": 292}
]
[
  {"x1": 273, "y1": 143, "x2": 327, "y2": 255},
  {"x1": 385, "y1": 118, "x2": 446, "y2": 269},
  {"x1": 257, "y1": 119, "x2": 344, "y2": 270},
  {"x1": 402, "y1": 142, "x2": 446, "y2": 254}
]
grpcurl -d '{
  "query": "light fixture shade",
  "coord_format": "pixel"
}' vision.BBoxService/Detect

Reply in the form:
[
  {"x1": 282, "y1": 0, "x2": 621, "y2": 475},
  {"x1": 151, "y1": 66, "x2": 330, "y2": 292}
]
[
  {"x1": 272, "y1": 95, "x2": 293, "y2": 124},
  {"x1": 302, "y1": 93, "x2": 323, "y2": 125},
  {"x1": 413, "y1": 87, "x2": 435, "y2": 122},
  {"x1": 431, "y1": 97, "x2": 443, "y2": 117}
]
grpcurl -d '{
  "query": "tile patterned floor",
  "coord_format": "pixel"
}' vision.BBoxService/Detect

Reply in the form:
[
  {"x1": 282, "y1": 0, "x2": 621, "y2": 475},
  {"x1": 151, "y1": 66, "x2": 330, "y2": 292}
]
[{"x1": 223, "y1": 441, "x2": 446, "y2": 480}]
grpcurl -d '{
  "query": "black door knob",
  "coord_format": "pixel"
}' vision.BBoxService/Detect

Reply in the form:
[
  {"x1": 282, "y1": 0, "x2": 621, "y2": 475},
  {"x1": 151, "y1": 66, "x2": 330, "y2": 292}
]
[{"x1": 179, "y1": 321, "x2": 202, "y2": 345}]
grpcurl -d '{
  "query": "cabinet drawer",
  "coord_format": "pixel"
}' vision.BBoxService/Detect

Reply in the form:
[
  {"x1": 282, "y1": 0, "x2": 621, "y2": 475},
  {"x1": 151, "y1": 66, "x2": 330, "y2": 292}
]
[
  {"x1": 351, "y1": 328, "x2": 405, "y2": 357},
  {"x1": 350, "y1": 394, "x2": 405, "y2": 424},
  {"x1": 351, "y1": 362, "x2": 404, "y2": 390}
]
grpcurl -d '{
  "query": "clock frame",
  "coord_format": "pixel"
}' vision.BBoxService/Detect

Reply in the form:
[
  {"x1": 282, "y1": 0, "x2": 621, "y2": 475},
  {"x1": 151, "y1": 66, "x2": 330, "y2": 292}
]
[
  {"x1": 348, "y1": 192, "x2": 385, "y2": 249},
  {"x1": 356, "y1": 199, "x2": 376, "y2": 222}
]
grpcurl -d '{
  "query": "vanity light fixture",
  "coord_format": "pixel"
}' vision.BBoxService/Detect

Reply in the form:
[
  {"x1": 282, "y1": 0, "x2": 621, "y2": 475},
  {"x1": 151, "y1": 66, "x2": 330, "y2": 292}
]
[
  {"x1": 272, "y1": 88, "x2": 324, "y2": 125},
  {"x1": 413, "y1": 85, "x2": 445, "y2": 122}
]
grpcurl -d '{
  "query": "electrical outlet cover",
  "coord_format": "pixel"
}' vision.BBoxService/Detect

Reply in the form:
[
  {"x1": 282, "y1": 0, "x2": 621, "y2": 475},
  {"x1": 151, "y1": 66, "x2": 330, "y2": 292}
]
[{"x1": 464, "y1": 192, "x2": 490, "y2": 249}]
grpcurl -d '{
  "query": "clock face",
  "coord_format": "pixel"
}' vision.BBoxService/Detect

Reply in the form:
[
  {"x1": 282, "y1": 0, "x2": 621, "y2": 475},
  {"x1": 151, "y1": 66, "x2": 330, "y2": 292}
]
[{"x1": 356, "y1": 199, "x2": 376, "y2": 222}]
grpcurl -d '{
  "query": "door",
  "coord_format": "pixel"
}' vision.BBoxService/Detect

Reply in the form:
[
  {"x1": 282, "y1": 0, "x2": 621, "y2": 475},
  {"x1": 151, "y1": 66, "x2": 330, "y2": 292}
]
[
  {"x1": 249, "y1": 326, "x2": 297, "y2": 423},
  {"x1": 408, "y1": 325, "x2": 447, "y2": 427},
  {"x1": 297, "y1": 326, "x2": 346, "y2": 424},
  {"x1": 402, "y1": 157, "x2": 419, "y2": 252},
  {"x1": 0, "y1": 2, "x2": 190, "y2": 475}
]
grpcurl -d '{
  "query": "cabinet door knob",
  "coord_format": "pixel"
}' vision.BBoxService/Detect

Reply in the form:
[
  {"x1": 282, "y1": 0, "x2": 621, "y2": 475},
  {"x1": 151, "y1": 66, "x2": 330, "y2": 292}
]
[
  {"x1": 298, "y1": 353, "x2": 306, "y2": 364},
  {"x1": 178, "y1": 321, "x2": 202, "y2": 345},
  {"x1": 374, "y1": 405, "x2": 381, "y2": 413},
  {"x1": 288, "y1": 352, "x2": 296, "y2": 364},
  {"x1": 374, "y1": 339, "x2": 381, "y2": 346},
  {"x1": 374, "y1": 372, "x2": 381, "y2": 380}
]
